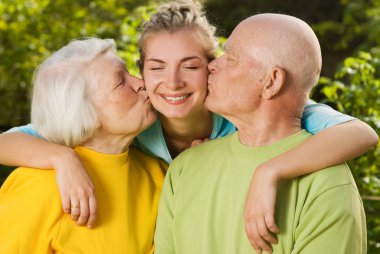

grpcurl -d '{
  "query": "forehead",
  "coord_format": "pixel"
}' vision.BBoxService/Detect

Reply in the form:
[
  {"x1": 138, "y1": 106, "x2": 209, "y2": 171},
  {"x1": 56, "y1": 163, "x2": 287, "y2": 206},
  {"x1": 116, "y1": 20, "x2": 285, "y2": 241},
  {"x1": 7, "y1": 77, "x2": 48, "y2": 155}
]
[
  {"x1": 90, "y1": 52, "x2": 126, "y2": 86},
  {"x1": 95, "y1": 51, "x2": 125, "y2": 68},
  {"x1": 144, "y1": 30, "x2": 207, "y2": 59},
  {"x1": 225, "y1": 24, "x2": 257, "y2": 59}
]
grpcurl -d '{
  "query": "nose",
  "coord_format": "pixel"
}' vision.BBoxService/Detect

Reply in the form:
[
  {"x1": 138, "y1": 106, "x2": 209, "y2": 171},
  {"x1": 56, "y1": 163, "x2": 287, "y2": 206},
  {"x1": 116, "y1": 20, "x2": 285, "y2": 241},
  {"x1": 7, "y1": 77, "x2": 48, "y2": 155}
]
[
  {"x1": 130, "y1": 75, "x2": 145, "y2": 92},
  {"x1": 208, "y1": 59, "x2": 217, "y2": 74},
  {"x1": 165, "y1": 69, "x2": 184, "y2": 90}
]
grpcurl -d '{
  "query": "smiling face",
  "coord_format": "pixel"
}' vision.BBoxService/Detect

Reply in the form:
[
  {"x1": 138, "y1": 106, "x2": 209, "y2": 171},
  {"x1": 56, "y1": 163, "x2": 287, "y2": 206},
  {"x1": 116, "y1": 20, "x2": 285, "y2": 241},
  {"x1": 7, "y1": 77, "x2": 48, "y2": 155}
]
[
  {"x1": 91, "y1": 51, "x2": 156, "y2": 137},
  {"x1": 142, "y1": 30, "x2": 210, "y2": 120}
]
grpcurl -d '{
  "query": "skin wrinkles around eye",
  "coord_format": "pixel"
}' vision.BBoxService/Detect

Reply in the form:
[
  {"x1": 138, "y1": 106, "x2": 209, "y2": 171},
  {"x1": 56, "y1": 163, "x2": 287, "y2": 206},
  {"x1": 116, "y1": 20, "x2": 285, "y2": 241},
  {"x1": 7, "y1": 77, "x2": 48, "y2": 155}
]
[
  {"x1": 113, "y1": 70, "x2": 126, "y2": 90},
  {"x1": 223, "y1": 44, "x2": 240, "y2": 64}
]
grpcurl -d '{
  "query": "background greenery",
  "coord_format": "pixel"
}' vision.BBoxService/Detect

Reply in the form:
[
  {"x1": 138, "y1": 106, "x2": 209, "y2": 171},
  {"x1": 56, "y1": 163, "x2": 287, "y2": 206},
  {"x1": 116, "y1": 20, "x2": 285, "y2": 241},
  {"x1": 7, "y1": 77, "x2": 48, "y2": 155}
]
[{"x1": 0, "y1": 0, "x2": 379, "y2": 252}]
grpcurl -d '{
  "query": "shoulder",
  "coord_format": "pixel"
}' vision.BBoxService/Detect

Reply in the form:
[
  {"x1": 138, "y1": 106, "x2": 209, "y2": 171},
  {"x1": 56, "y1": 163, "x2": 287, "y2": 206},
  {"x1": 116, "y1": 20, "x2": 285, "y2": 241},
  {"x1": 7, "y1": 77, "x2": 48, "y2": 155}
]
[
  {"x1": 168, "y1": 134, "x2": 235, "y2": 175},
  {"x1": 1, "y1": 167, "x2": 57, "y2": 193},
  {"x1": 0, "y1": 167, "x2": 62, "y2": 218},
  {"x1": 297, "y1": 163, "x2": 361, "y2": 207},
  {"x1": 183, "y1": 134, "x2": 233, "y2": 158}
]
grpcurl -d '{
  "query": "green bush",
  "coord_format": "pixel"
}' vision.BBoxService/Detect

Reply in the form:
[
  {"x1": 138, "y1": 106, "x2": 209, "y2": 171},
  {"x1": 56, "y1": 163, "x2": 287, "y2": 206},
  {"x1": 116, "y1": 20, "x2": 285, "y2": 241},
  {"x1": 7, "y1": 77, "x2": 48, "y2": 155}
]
[{"x1": 319, "y1": 49, "x2": 380, "y2": 252}]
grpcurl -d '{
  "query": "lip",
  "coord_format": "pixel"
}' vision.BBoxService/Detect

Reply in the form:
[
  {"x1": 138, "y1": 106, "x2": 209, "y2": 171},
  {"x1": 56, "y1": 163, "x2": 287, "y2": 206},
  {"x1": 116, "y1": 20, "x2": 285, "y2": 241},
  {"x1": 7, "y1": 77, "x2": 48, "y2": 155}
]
[{"x1": 159, "y1": 93, "x2": 192, "y2": 105}]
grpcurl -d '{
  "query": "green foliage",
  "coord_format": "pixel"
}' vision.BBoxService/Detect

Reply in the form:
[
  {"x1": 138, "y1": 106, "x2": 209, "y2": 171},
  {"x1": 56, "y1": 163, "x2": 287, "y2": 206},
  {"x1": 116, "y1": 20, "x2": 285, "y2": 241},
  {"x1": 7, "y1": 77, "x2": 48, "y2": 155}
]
[
  {"x1": 313, "y1": 0, "x2": 380, "y2": 52},
  {"x1": 319, "y1": 49, "x2": 380, "y2": 252},
  {"x1": 0, "y1": 0, "x2": 153, "y2": 129},
  {"x1": 0, "y1": 0, "x2": 379, "y2": 252}
]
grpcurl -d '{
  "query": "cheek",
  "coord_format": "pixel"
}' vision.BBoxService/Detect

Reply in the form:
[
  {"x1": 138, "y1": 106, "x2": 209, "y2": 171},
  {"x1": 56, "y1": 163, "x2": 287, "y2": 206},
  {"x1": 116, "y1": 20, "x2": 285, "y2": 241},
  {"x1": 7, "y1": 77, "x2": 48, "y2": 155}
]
[
  {"x1": 143, "y1": 74, "x2": 160, "y2": 95},
  {"x1": 190, "y1": 70, "x2": 208, "y2": 93},
  {"x1": 144, "y1": 80, "x2": 156, "y2": 97}
]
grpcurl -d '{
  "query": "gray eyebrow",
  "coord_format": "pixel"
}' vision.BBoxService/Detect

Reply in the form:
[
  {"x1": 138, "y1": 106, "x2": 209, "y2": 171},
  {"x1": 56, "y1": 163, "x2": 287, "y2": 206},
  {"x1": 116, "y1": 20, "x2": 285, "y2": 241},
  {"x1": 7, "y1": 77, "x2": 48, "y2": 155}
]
[{"x1": 223, "y1": 44, "x2": 240, "y2": 59}]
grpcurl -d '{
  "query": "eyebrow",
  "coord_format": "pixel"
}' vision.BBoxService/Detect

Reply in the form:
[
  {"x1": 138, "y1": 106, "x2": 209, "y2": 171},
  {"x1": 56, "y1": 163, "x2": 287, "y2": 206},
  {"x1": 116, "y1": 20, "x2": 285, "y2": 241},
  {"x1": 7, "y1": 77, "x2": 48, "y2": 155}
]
[
  {"x1": 146, "y1": 56, "x2": 202, "y2": 64},
  {"x1": 223, "y1": 45, "x2": 236, "y2": 55},
  {"x1": 114, "y1": 63, "x2": 128, "y2": 80}
]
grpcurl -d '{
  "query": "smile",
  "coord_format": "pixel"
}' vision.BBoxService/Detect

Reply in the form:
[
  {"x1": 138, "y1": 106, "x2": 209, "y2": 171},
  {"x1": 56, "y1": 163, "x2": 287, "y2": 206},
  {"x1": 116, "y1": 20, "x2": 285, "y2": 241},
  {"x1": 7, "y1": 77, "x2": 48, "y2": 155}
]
[
  {"x1": 160, "y1": 94, "x2": 191, "y2": 104},
  {"x1": 164, "y1": 95, "x2": 189, "y2": 101}
]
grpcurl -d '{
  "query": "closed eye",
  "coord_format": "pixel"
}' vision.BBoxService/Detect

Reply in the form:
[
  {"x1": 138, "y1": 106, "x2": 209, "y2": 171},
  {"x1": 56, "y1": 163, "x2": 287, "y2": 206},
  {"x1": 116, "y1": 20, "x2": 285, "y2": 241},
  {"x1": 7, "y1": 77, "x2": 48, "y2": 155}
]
[
  {"x1": 116, "y1": 76, "x2": 124, "y2": 88},
  {"x1": 149, "y1": 67, "x2": 164, "y2": 71},
  {"x1": 183, "y1": 66, "x2": 199, "y2": 70}
]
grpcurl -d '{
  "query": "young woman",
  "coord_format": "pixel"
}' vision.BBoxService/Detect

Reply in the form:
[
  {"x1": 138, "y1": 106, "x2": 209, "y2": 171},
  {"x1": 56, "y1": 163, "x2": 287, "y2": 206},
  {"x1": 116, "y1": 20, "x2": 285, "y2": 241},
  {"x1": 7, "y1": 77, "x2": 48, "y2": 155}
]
[{"x1": 0, "y1": 0, "x2": 378, "y2": 252}]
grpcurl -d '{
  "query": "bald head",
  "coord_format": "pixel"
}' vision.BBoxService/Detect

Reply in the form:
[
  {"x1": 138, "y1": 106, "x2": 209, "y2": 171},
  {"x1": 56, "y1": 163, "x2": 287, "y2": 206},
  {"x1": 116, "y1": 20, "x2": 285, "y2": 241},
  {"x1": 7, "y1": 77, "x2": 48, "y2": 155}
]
[{"x1": 234, "y1": 13, "x2": 322, "y2": 94}]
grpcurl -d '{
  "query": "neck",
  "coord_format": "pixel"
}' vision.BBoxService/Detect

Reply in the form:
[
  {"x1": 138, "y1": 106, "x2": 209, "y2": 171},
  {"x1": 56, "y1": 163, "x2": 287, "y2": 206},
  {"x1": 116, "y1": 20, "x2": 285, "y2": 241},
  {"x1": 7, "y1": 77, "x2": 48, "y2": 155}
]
[
  {"x1": 160, "y1": 108, "x2": 213, "y2": 158},
  {"x1": 230, "y1": 105, "x2": 302, "y2": 147},
  {"x1": 81, "y1": 130, "x2": 135, "y2": 154}
]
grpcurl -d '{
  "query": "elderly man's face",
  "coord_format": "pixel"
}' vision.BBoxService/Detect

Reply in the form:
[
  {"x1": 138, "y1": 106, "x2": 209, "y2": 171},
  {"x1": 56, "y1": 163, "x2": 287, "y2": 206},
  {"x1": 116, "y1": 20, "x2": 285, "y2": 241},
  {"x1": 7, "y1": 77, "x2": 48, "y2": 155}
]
[
  {"x1": 205, "y1": 25, "x2": 265, "y2": 119},
  {"x1": 91, "y1": 51, "x2": 156, "y2": 136}
]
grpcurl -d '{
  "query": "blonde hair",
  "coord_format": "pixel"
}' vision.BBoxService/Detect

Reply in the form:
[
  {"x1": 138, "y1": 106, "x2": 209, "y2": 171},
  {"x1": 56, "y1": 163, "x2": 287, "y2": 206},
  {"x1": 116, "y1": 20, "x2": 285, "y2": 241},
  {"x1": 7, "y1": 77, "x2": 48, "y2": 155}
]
[
  {"x1": 31, "y1": 38, "x2": 116, "y2": 147},
  {"x1": 137, "y1": 0, "x2": 218, "y2": 70}
]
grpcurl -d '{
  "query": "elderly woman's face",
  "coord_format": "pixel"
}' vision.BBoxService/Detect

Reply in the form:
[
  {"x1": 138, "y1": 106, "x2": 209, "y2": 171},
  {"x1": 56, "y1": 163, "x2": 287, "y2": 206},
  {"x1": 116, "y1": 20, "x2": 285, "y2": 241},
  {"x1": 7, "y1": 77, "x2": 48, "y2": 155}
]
[{"x1": 91, "y1": 51, "x2": 156, "y2": 136}]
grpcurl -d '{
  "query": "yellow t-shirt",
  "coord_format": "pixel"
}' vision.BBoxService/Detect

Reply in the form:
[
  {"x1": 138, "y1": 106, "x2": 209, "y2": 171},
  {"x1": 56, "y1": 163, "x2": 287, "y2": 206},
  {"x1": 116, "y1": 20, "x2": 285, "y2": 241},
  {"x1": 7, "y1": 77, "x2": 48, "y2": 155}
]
[{"x1": 0, "y1": 146, "x2": 167, "y2": 254}]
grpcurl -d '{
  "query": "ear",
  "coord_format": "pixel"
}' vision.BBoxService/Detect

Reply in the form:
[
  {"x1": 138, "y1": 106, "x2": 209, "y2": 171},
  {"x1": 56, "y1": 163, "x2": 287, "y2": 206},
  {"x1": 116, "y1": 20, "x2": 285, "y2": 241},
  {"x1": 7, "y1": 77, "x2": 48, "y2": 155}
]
[{"x1": 262, "y1": 67, "x2": 285, "y2": 99}]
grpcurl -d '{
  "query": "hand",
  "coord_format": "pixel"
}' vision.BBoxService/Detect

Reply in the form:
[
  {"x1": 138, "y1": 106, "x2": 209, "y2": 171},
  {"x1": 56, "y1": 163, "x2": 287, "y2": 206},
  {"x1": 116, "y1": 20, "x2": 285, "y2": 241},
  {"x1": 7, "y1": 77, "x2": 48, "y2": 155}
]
[
  {"x1": 190, "y1": 138, "x2": 210, "y2": 147},
  {"x1": 244, "y1": 164, "x2": 280, "y2": 253},
  {"x1": 52, "y1": 147, "x2": 97, "y2": 228}
]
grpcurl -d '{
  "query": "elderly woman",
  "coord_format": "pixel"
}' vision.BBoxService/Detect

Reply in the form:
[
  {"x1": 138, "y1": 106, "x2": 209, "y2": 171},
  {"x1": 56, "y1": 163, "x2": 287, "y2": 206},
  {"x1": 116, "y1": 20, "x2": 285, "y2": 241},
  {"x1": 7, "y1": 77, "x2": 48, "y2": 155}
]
[{"x1": 0, "y1": 38, "x2": 166, "y2": 253}]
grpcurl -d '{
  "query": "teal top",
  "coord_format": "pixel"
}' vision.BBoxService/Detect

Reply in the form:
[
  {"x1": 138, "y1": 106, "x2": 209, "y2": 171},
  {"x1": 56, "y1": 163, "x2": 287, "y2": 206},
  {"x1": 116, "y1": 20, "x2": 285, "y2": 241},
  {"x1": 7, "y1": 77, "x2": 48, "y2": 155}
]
[
  {"x1": 154, "y1": 130, "x2": 366, "y2": 254},
  {"x1": 7, "y1": 100, "x2": 354, "y2": 164}
]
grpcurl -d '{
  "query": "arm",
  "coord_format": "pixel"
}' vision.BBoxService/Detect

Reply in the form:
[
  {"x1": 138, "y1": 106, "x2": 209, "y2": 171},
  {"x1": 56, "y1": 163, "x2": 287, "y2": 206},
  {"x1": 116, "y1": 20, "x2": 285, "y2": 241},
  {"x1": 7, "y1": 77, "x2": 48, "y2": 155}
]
[
  {"x1": 244, "y1": 102, "x2": 378, "y2": 251},
  {"x1": 0, "y1": 130, "x2": 97, "y2": 227}
]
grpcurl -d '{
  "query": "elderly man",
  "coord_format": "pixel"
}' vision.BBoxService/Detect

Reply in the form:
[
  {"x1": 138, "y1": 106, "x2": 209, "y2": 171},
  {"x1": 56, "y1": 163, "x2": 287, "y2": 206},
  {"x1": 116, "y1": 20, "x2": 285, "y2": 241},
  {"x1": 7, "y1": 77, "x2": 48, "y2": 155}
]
[{"x1": 154, "y1": 14, "x2": 366, "y2": 254}]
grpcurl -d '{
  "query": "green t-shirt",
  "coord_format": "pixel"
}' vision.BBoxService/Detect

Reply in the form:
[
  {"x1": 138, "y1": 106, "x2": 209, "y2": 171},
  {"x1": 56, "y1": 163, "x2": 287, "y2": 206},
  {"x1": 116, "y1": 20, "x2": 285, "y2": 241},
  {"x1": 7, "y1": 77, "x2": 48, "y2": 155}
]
[{"x1": 154, "y1": 130, "x2": 366, "y2": 254}]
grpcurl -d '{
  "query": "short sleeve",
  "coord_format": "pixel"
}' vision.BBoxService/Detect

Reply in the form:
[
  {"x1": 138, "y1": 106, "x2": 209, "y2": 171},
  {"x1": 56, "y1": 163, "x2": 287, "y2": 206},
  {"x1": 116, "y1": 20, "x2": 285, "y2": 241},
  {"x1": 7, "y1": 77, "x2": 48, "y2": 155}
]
[
  {"x1": 302, "y1": 100, "x2": 355, "y2": 134},
  {"x1": 291, "y1": 184, "x2": 366, "y2": 254},
  {"x1": 5, "y1": 124, "x2": 44, "y2": 139}
]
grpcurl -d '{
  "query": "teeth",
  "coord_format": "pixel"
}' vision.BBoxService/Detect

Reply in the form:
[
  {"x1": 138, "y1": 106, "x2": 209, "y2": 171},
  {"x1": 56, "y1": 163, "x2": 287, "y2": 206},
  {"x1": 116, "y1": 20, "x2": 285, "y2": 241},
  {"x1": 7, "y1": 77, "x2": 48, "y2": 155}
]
[{"x1": 164, "y1": 95, "x2": 189, "y2": 101}]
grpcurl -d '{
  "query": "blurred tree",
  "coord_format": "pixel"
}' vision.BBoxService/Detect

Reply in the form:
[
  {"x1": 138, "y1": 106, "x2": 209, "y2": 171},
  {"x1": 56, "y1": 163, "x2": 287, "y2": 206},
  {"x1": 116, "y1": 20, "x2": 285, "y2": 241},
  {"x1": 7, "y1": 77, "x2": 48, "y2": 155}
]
[
  {"x1": 0, "y1": 0, "x2": 379, "y2": 252},
  {"x1": 0, "y1": 0, "x2": 153, "y2": 131},
  {"x1": 319, "y1": 49, "x2": 380, "y2": 252},
  {"x1": 204, "y1": 0, "x2": 380, "y2": 77}
]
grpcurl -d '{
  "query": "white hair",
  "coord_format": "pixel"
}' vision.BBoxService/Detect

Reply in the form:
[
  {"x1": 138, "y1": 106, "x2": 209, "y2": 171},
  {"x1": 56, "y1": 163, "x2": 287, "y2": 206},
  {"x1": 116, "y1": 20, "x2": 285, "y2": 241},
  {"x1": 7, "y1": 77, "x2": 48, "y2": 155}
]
[{"x1": 31, "y1": 38, "x2": 116, "y2": 147}]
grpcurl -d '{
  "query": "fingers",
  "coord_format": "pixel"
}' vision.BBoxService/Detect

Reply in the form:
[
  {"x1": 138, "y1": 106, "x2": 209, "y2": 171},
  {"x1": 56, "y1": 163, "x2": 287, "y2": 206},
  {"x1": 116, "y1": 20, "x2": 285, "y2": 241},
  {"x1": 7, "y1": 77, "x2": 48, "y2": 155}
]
[
  {"x1": 245, "y1": 222, "x2": 263, "y2": 253},
  {"x1": 246, "y1": 210, "x2": 278, "y2": 253},
  {"x1": 54, "y1": 150, "x2": 98, "y2": 228},
  {"x1": 87, "y1": 195, "x2": 97, "y2": 228},
  {"x1": 65, "y1": 187, "x2": 97, "y2": 228},
  {"x1": 76, "y1": 198, "x2": 89, "y2": 226},
  {"x1": 191, "y1": 138, "x2": 211, "y2": 147},
  {"x1": 265, "y1": 214, "x2": 279, "y2": 234},
  {"x1": 70, "y1": 198, "x2": 81, "y2": 221},
  {"x1": 62, "y1": 195, "x2": 71, "y2": 214},
  {"x1": 190, "y1": 139, "x2": 204, "y2": 147},
  {"x1": 257, "y1": 216, "x2": 277, "y2": 245},
  {"x1": 253, "y1": 221, "x2": 273, "y2": 253}
]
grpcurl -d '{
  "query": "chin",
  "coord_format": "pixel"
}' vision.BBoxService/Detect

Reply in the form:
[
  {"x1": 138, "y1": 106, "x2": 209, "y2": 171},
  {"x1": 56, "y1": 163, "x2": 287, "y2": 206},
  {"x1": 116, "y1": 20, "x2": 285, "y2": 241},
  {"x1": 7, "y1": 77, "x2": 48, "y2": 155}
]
[
  {"x1": 146, "y1": 111, "x2": 157, "y2": 124},
  {"x1": 156, "y1": 106, "x2": 193, "y2": 119},
  {"x1": 205, "y1": 97, "x2": 216, "y2": 111}
]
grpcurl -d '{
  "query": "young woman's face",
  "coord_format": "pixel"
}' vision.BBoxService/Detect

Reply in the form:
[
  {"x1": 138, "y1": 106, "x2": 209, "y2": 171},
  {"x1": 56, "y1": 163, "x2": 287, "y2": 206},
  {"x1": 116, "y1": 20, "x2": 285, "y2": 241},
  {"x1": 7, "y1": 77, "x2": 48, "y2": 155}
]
[{"x1": 142, "y1": 30, "x2": 210, "y2": 119}]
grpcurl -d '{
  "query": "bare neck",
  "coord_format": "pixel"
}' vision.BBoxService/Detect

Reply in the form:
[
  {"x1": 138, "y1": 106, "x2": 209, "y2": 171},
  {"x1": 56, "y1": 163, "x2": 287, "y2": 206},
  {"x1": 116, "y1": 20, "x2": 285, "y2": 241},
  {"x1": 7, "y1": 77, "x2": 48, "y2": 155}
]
[
  {"x1": 231, "y1": 105, "x2": 302, "y2": 147},
  {"x1": 160, "y1": 109, "x2": 213, "y2": 158},
  {"x1": 81, "y1": 130, "x2": 135, "y2": 154}
]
